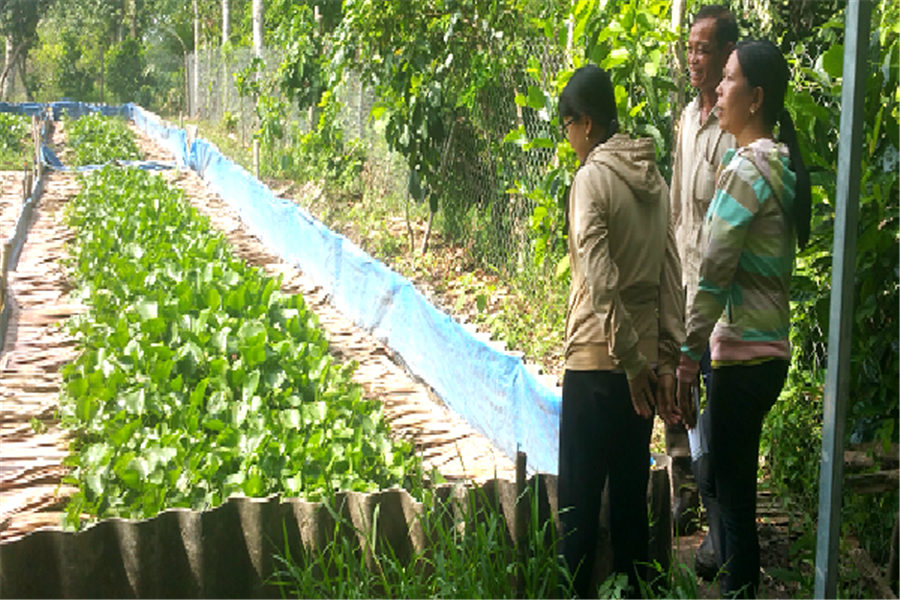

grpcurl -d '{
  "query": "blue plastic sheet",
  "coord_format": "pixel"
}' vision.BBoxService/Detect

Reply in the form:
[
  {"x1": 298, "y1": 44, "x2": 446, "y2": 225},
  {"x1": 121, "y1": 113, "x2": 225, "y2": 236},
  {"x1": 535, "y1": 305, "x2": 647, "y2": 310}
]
[
  {"x1": 0, "y1": 101, "x2": 43, "y2": 117},
  {"x1": 130, "y1": 105, "x2": 190, "y2": 167},
  {"x1": 49, "y1": 101, "x2": 129, "y2": 121},
  {"x1": 40, "y1": 142, "x2": 177, "y2": 172}
]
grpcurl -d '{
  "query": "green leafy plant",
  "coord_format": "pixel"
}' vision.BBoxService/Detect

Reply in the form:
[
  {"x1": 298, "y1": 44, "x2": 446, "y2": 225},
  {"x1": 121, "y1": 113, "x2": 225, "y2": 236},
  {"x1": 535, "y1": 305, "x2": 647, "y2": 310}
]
[
  {"x1": 0, "y1": 112, "x2": 30, "y2": 169},
  {"x1": 65, "y1": 113, "x2": 141, "y2": 166},
  {"x1": 60, "y1": 167, "x2": 420, "y2": 529},
  {"x1": 286, "y1": 91, "x2": 365, "y2": 193}
]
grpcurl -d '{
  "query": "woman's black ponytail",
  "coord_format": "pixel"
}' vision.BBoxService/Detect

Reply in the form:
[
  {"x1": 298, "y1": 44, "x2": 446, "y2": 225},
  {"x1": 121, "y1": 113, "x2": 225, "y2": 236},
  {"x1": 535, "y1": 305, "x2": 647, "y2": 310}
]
[
  {"x1": 735, "y1": 40, "x2": 813, "y2": 250},
  {"x1": 778, "y1": 108, "x2": 811, "y2": 249}
]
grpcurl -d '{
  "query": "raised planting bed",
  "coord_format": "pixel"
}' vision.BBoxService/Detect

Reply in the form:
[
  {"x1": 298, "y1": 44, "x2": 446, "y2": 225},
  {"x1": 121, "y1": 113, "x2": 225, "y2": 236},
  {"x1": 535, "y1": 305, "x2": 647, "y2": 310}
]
[
  {"x1": 64, "y1": 112, "x2": 142, "y2": 166},
  {"x1": 60, "y1": 166, "x2": 420, "y2": 527}
]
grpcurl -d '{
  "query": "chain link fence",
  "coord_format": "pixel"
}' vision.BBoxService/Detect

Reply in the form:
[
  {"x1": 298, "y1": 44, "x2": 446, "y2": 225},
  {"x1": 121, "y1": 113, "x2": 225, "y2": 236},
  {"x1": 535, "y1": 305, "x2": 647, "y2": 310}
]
[
  {"x1": 186, "y1": 41, "x2": 566, "y2": 274},
  {"x1": 182, "y1": 35, "x2": 824, "y2": 278}
]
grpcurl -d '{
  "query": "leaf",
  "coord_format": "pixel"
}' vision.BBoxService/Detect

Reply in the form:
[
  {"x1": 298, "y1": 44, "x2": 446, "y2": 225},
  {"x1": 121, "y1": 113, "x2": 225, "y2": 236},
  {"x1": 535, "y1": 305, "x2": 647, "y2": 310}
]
[
  {"x1": 527, "y1": 137, "x2": 555, "y2": 150},
  {"x1": 123, "y1": 389, "x2": 145, "y2": 416},
  {"x1": 821, "y1": 44, "x2": 844, "y2": 79},
  {"x1": 135, "y1": 300, "x2": 158, "y2": 320},
  {"x1": 526, "y1": 86, "x2": 546, "y2": 110},
  {"x1": 190, "y1": 378, "x2": 209, "y2": 408},
  {"x1": 109, "y1": 420, "x2": 141, "y2": 447},
  {"x1": 555, "y1": 255, "x2": 571, "y2": 280},
  {"x1": 203, "y1": 418, "x2": 226, "y2": 432},
  {"x1": 76, "y1": 395, "x2": 95, "y2": 422},
  {"x1": 502, "y1": 125, "x2": 527, "y2": 146},
  {"x1": 211, "y1": 326, "x2": 232, "y2": 353},
  {"x1": 243, "y1": 469, "x2": 264, "y2": 497},
  {"x1": 239, "y1": 320, "x2": 267, "y2": 344},
  {"x1": 281, "y1": 409, "x2": 302, "y2": 430},
  {"x1": 243, "y1": 370, "x2": 261, "y2": 402},
  {"x1": 602, "y1": 47, "x2": 630, "y2": 70},
  {"x1": 301, "y1": 401, "x2": 328, "y2": 425}
]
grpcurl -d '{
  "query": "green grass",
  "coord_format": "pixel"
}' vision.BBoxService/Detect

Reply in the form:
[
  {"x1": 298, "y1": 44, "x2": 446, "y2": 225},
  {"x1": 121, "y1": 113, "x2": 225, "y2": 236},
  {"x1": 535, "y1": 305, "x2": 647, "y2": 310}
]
[
  {"x1": 270, "y1": 480, "x2": 716, "y2": 599},
  {"x1": 271, "y1": 482, "x2": 575, "y2": 599}
]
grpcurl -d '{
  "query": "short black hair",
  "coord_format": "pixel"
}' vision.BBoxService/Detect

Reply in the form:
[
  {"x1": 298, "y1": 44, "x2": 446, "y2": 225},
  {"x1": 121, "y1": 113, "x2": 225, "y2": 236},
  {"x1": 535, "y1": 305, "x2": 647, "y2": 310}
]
[
  {"x1": 692, "y1": 4, "x2": 738, "y2": 49},
  {"x1": 558, "y1": 64, "x2": 618, "y2": 139}
]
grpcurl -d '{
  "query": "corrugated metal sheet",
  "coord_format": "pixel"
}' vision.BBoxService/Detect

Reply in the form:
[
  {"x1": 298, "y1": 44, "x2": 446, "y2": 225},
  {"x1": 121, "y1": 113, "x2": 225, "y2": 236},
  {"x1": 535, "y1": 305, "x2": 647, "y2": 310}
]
[{"x1": 0, "y1": 471, "x2": 671, "y2": 599}]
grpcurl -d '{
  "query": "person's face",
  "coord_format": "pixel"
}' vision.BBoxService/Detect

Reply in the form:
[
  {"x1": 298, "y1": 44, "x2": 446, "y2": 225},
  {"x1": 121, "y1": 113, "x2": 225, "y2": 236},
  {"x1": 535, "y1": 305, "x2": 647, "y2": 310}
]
[
  {"x1": 562, "y1": 114, "x2": 594, "y2": 164},
  {"x1": 688, "y1": 18, "x2": 729, "y2": 93},
  {"x1": 716, "y1": 52, "x2": 757, "y2": 138}
]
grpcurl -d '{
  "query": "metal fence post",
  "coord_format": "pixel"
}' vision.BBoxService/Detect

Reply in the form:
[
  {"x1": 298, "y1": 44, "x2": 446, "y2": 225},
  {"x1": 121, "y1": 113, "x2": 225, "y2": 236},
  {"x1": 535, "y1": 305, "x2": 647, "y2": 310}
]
[{"x1": 814, "y1": 1, "x2": 872, "y2": 597}]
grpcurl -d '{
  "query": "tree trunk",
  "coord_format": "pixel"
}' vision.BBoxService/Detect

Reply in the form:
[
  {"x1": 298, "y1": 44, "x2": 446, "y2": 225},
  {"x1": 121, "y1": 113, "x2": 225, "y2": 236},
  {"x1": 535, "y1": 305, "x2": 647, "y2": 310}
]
[
  {"x1": 131, "y1": 0, "x2": 141, "y2": 39},
  {"x1": 222, "y1": 0, "x2": 231, "y2": 118},
  {"x1": 193, "y1": 0, "x2": 200, "y2": 116},
  {"x1": 670, "y1": 0, "x2": 687, "y2": 141},
  {"x1": 222, "y1": 0, "x2": 231, "y2": 46},
  {"x1": 2, "y1": 35, "x2": 17, "y2": 100},
  {"x1": 252, "y1": 0, "x2": 264, "y2": 60},
  {"x1": 17, "y1": 51, "x2": 31, "y2": 101},
  {"x1": 888, "y1": 519, "x2": 899, "y2": 594},
  {"x1": 100, "y1": 44, "x2": 105, "y2": 104}
]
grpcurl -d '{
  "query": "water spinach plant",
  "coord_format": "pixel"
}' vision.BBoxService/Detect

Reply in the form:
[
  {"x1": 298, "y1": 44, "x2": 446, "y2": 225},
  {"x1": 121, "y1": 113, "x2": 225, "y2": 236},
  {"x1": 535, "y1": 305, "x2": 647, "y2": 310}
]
[
  {"x1": 65, "y1": 113, "x2": 142, "y2": 166},
  {"x1": 0, "y1": 112, "x2": 30, "y2": 170},
  {"x1": 60, "y1": 167, "x2": 419, "y2": 528}
]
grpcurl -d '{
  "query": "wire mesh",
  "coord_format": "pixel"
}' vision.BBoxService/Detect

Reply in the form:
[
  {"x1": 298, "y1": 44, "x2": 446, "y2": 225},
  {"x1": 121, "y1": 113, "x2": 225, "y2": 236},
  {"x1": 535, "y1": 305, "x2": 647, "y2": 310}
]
[{"x1": 186, "y1": 40, "x2": 568, "y2": 275}]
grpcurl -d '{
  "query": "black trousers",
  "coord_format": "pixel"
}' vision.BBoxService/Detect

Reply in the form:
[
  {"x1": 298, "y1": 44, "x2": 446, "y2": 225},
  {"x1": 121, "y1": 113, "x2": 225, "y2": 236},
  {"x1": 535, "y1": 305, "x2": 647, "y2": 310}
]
[
  {"x1": 706, "y1": 360, "x2": 789, "y2": 598},
  {"x1": 558, "y1": 370, "x2": 653, "y2": 598}
]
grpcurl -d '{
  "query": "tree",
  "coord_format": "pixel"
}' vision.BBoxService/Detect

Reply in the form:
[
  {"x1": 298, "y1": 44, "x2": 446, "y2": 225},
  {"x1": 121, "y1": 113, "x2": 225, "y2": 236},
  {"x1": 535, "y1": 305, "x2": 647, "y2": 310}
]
[
  {"x1": 106, "y1": 37, "x2": 148, "y2": 103},
  {"x1": 0, "y1": 0, "x2": 51, "y2": 100},
  {"x1": 251, "y1": 0, "x2": 262, "y2": 58}
]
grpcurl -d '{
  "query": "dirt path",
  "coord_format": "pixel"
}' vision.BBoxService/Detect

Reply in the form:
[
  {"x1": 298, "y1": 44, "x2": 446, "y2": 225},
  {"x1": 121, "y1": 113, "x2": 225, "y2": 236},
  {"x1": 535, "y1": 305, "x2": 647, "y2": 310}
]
[{"x1": 0, "y1": 167, "x2": 83, "y2": 542}]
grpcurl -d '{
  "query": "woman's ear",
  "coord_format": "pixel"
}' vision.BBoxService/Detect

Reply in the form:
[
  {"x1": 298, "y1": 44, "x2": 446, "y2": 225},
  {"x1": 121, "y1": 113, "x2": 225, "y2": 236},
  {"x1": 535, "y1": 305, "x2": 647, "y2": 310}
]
[
  {"x1": 751, "y1": 87, "x2": 765, "y2": 117},
  {"x1": 582, "y1": 114, "x2": 594, "y2": 139}
]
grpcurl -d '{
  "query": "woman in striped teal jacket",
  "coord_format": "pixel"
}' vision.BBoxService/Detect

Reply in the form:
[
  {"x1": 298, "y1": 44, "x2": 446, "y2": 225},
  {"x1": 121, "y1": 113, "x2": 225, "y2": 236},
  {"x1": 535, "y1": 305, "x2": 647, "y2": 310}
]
[{"x1": 672, "y1": 40, "x2": 812, "y2": 598}]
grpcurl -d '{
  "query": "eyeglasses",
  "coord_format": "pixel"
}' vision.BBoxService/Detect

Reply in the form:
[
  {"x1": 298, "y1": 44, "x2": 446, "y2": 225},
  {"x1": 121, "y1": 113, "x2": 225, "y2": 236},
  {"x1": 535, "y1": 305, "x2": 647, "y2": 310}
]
[{"x1": 560, "y1": 116, "x2": 576, "y2": 136}]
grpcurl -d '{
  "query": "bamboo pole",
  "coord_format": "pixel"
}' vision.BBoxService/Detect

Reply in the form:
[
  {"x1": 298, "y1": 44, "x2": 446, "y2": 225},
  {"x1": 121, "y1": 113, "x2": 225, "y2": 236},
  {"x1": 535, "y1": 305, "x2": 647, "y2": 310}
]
[
  {"x1": 515, "y1": 450, "x2": 527, "y2": 599},
  {"x1": 0, "y1": 241, "x2": 10, "y2": 315}
]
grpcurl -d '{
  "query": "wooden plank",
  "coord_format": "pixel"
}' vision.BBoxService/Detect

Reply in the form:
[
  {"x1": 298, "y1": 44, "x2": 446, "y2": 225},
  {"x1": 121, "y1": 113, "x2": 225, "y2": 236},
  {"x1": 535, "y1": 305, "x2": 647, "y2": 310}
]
[
  {"x1": 846, "y1": 533, "x2": 898, "y2": 600},
  {"x1": 845, "y1": 470, "x2": 900, "y2": 494}
]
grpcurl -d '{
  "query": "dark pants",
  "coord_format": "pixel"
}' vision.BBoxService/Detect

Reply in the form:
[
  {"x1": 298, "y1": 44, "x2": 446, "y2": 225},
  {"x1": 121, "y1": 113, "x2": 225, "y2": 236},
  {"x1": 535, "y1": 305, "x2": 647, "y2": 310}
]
[
  {"x1": 706, "y1": 360, "x2": 789, "y2": 598},
  {"x1": 558, "y1": 370, "x2": 653, "y2": 598}
]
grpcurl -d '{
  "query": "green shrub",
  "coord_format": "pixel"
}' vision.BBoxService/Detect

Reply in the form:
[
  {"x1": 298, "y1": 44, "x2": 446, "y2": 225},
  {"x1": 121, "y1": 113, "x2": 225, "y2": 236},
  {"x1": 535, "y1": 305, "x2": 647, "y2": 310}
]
[{"x1": 0, "y1": 113, "x2": 30, "y2": 170}]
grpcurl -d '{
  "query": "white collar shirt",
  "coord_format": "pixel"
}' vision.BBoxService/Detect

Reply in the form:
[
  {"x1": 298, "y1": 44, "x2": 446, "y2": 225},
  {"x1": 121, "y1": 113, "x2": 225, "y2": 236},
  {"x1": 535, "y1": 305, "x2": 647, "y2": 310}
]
[{"x1": 670, "y1": 95, "x2": 736, "y2": 310}]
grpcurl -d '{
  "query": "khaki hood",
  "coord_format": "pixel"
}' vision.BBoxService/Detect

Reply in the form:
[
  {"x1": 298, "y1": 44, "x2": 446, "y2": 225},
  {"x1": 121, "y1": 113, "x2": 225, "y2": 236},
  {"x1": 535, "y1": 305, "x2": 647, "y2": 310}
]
[{"x1": 584, "y1": 133, "x2": 666, "y2": 205}]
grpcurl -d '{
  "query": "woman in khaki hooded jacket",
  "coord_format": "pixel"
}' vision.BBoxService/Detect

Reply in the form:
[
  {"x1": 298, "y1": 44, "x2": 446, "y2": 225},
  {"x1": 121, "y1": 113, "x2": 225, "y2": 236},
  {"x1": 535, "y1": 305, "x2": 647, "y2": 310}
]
[{"x1": 556, "y1": 64, "x2": 684, "y2": 598}]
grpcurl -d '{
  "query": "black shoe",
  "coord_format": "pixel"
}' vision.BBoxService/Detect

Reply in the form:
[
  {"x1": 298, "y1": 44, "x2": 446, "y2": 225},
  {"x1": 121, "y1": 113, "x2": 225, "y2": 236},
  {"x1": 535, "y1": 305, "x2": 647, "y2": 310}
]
[{"x1": 694, "y1": 534, "x2": 718, "y2": 582}]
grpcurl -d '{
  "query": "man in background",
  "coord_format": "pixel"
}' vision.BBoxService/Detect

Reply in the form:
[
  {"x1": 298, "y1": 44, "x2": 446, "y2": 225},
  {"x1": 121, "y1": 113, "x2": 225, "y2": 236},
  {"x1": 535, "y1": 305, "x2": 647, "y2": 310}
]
[{"x1": 668, "y1": 3, "x2": 738, "y2": 579}]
